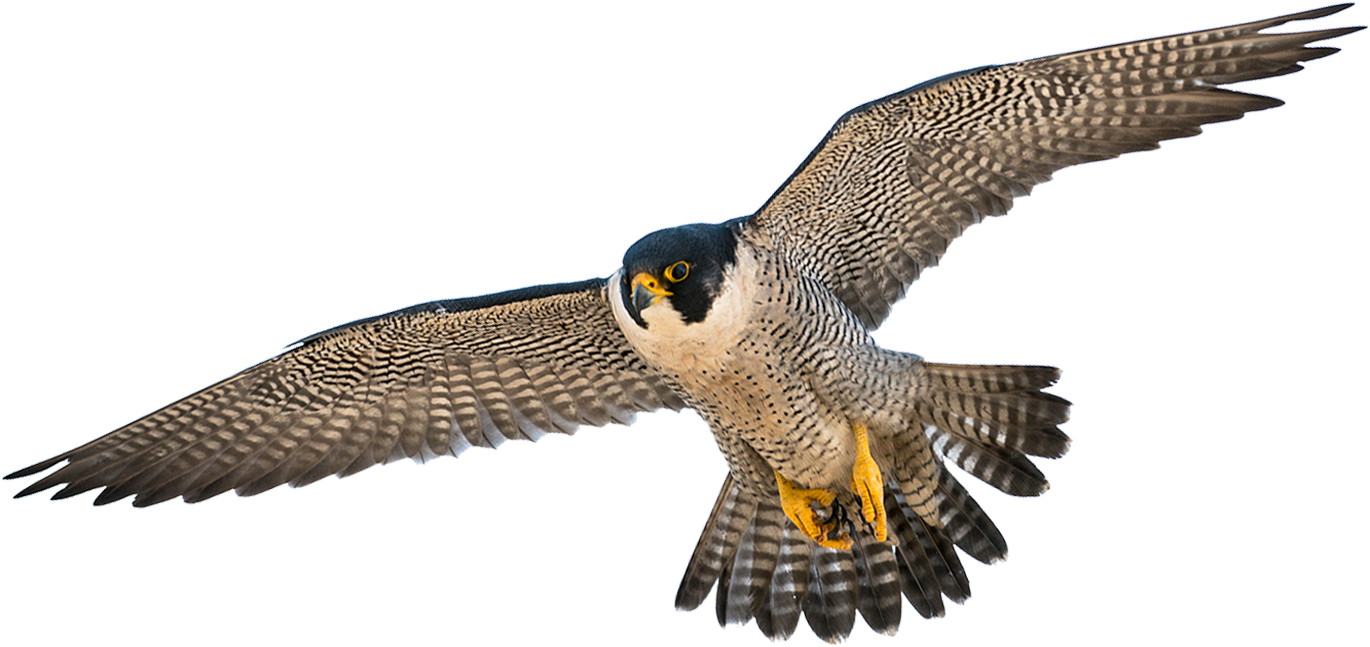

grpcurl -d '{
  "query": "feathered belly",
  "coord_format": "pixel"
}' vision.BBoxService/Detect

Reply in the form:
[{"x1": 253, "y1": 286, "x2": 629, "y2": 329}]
[
  {"x1": 689, "y1": 353, "x2": 854, "y2": 487},
  {"x1": 608, "y1": 254, "x2": 866, "y2": 492}
]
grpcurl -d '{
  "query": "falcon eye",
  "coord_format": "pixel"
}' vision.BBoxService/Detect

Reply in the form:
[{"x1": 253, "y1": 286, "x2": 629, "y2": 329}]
[{"x1": 665, "y1": 261, "x2": 690, "y2": 283}]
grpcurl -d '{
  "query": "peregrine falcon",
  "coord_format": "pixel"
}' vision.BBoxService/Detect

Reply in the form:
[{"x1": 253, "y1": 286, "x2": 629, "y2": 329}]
[{"x1": 7, "y1": 5, "x2": 1360, "y2": 642}]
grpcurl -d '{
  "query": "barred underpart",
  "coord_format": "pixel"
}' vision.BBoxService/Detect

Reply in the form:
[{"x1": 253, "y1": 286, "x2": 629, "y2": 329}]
[
  {"x1": 674, "y1": 7, "x2": 1348, "y2": 644},
  {"x1": 6, "y1": 5, "x2": 1359, "y2": 643},
  {"x1": 679, "y1": 359, "x2": 1070, "y2": 641}
]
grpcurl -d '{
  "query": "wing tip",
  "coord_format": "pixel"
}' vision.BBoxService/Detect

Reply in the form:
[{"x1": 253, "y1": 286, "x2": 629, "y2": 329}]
[
  {"x1": 1290, "y1": 3, "x2": 1355, "y2": 21},
  {"x1": 11, "y1": 474, "x2": 60, "y2": 501},
  {"x1": 5, "y1": 457, "x2": 64, "y2": 481}
]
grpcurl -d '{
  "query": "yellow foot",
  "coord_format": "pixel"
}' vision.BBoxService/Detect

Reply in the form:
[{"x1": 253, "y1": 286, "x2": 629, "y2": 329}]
[
  {"x1": 817, "y1": 529, "x2": 852, "y2": 550},
  {"x1": 850, "y1": 424, "x2": 887, "y2": 542},
  {"x1": 775, "y1": 472, "x2": 852, "y2": 550}
]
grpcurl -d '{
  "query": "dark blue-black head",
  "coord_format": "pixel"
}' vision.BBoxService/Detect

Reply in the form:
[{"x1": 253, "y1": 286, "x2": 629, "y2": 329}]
[{"x1": 620, "y1": 222, "x2": 739, "y2": 328}]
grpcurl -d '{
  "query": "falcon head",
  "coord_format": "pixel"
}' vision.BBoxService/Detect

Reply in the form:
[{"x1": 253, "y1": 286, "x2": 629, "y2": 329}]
[{"x1": 619, "y1": 223, "x2": 738, "y2": 330}]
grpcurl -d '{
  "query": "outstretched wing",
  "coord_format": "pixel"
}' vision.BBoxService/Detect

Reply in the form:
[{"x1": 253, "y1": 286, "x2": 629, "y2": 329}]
[
  {"x1": 744, "y1": 4, "x2": 1361, "y2": 329},
  {"x1": 6, "y1": 279, "x2": 685, "y2": 507}
]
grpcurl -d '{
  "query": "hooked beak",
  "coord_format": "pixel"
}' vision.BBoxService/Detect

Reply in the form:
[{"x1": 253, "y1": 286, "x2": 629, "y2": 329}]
[{"x1": 631, "y1": 272, "x2": 672, "y2": 313}]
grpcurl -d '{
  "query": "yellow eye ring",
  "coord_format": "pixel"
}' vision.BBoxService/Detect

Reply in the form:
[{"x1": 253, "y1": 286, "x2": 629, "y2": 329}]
[{"x1": 665, "y1": 261, "x2": 690, "y2": 283}]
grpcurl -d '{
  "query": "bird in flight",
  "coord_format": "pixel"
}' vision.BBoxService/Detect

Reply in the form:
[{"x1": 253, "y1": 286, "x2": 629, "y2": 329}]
[{"x1": 8, "y1": 4, "x2": 1360, "y2": 642}]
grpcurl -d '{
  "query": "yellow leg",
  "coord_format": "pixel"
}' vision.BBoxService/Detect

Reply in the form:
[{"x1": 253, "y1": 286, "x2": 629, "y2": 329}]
[
  {"x1": 775, "y1": 472, "x2": 852, "y2": 550},
  {"x1": 850, "y1": 424, "x2": 887, "y2": 542}
]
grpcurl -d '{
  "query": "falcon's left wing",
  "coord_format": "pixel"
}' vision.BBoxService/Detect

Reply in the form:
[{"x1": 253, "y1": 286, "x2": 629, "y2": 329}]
[
  {"x1": 7, "y1": 278, "x2": 684, "y2": 507},
  {"x1": 744, "y1": 4, "x2": 1361, "y2": 329}
]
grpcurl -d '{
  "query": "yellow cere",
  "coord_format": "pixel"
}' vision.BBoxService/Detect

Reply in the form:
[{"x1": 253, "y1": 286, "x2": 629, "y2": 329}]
[{"x1": 632, "y1": 272, "x2": 672, "y2": 298}]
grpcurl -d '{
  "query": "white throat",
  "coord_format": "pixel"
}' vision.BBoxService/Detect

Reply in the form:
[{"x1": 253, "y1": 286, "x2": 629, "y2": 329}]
[{"x1": 610, "y1": 247, "x2": 760, "y2": 366}]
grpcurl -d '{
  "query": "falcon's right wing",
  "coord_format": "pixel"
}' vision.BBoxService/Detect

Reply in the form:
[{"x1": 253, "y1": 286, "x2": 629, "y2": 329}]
[{"x1": 7, "y1": 278, "x2": 685, "y2": 507}]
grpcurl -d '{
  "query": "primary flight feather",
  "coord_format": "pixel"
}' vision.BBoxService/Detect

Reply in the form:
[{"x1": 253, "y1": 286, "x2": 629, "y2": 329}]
[{"x1": 8, "y1": 5, "x2": 1360, "y2": 642}]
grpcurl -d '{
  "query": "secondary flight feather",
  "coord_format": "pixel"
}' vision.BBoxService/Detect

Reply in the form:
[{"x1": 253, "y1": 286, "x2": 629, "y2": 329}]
[{"x1": 8, "y1": 5, "x2": 1360, "y2": 642}]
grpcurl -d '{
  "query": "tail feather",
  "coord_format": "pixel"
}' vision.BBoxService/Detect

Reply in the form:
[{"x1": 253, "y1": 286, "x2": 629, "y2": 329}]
[
  {"x1": 675, "y1": 474, "x2": 755, "y2": 611},
  {"x1": 894, "y1": 488, "x2": 970, "y2": 603},
  {"x1": 717, "y1": 499, "x2": 785, "y2": 626},
  {"x1": 918, "y1": 363, "x2": 1061, "y2": 394},
  {"x1": 916, "y1": 398, "x2": 1070, "y2": 458},
  {"x1": 926, "y1": 519, "x2": 970, "y2": 605},
  {"x1": 682, "y1": 358, "x2": 1072, "y2": 639},
  {"x1": 925, "y1": 423, "x2": 1050, "y2": 496},
  {"x1": 915, "y1": 361, "x2": 1074, "y2": 463},
  {"x1": 852, "y1": 528, "x2": 902, "y2": 635},
  {"x1": 913, "y1": 363, "x2": 1071, "y2": 497},
  {"x1": 935, "y1": 468, "x2": 1008, "y2": 564},
  {"x1": 681, "y1": 471, "x2": 1007, "y2": 639},
  {"x1": 755, "y1": 524, "x2": 812, "y2": 640},
  {"x1": 923, "y1": 389, "x2": 1070, "y2": 444},
  {"x1": 885, "y1": 490, "x2": 946, "y2": 619},
  {"x1": 876, "y1": 361, "x2": 1067, "y2": 617},
  {"x1": 803, "y1": 548, "x2": 857, "y2": 643},
  {"x1": 714, "y1": 549, "x2": 736, "y2": 625}
]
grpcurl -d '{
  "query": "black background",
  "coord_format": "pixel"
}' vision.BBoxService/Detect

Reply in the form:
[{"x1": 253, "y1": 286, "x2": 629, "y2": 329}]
[{"x1": 8, "y1": 3, "x2": 1359, "y2": 641}]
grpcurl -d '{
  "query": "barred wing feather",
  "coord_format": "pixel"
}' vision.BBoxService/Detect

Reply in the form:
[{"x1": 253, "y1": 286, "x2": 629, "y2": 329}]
[
  {"x1": 746, "y1": 4, "x2": 1361, "y2": 329},
  {"x1": 7, "y1": 279, "x2": 684, "y2": 507}
]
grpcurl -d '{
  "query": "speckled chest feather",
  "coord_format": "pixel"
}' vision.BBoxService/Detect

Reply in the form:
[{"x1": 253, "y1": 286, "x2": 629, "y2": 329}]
[{"x1": 610, "y1": 237, "x2": 880, "y2": 492}]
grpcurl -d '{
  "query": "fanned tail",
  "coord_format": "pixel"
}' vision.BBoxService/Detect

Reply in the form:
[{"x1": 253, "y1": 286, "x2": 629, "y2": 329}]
[
  {"x1": 679, "y1": 473, "x2": 994, "y2": 641},
  {"x1": 677, "y1": 362, "x2": 1069, "y2": 640}
]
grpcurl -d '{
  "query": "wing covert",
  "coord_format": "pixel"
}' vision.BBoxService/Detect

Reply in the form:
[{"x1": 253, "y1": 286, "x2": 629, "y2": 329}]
[
  {"x1": 7, "y1": 278, "x2": 685, "y2": 506},
  {"x1": 744, "y1": 4, "x2": 1361, "y2": 329}
]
